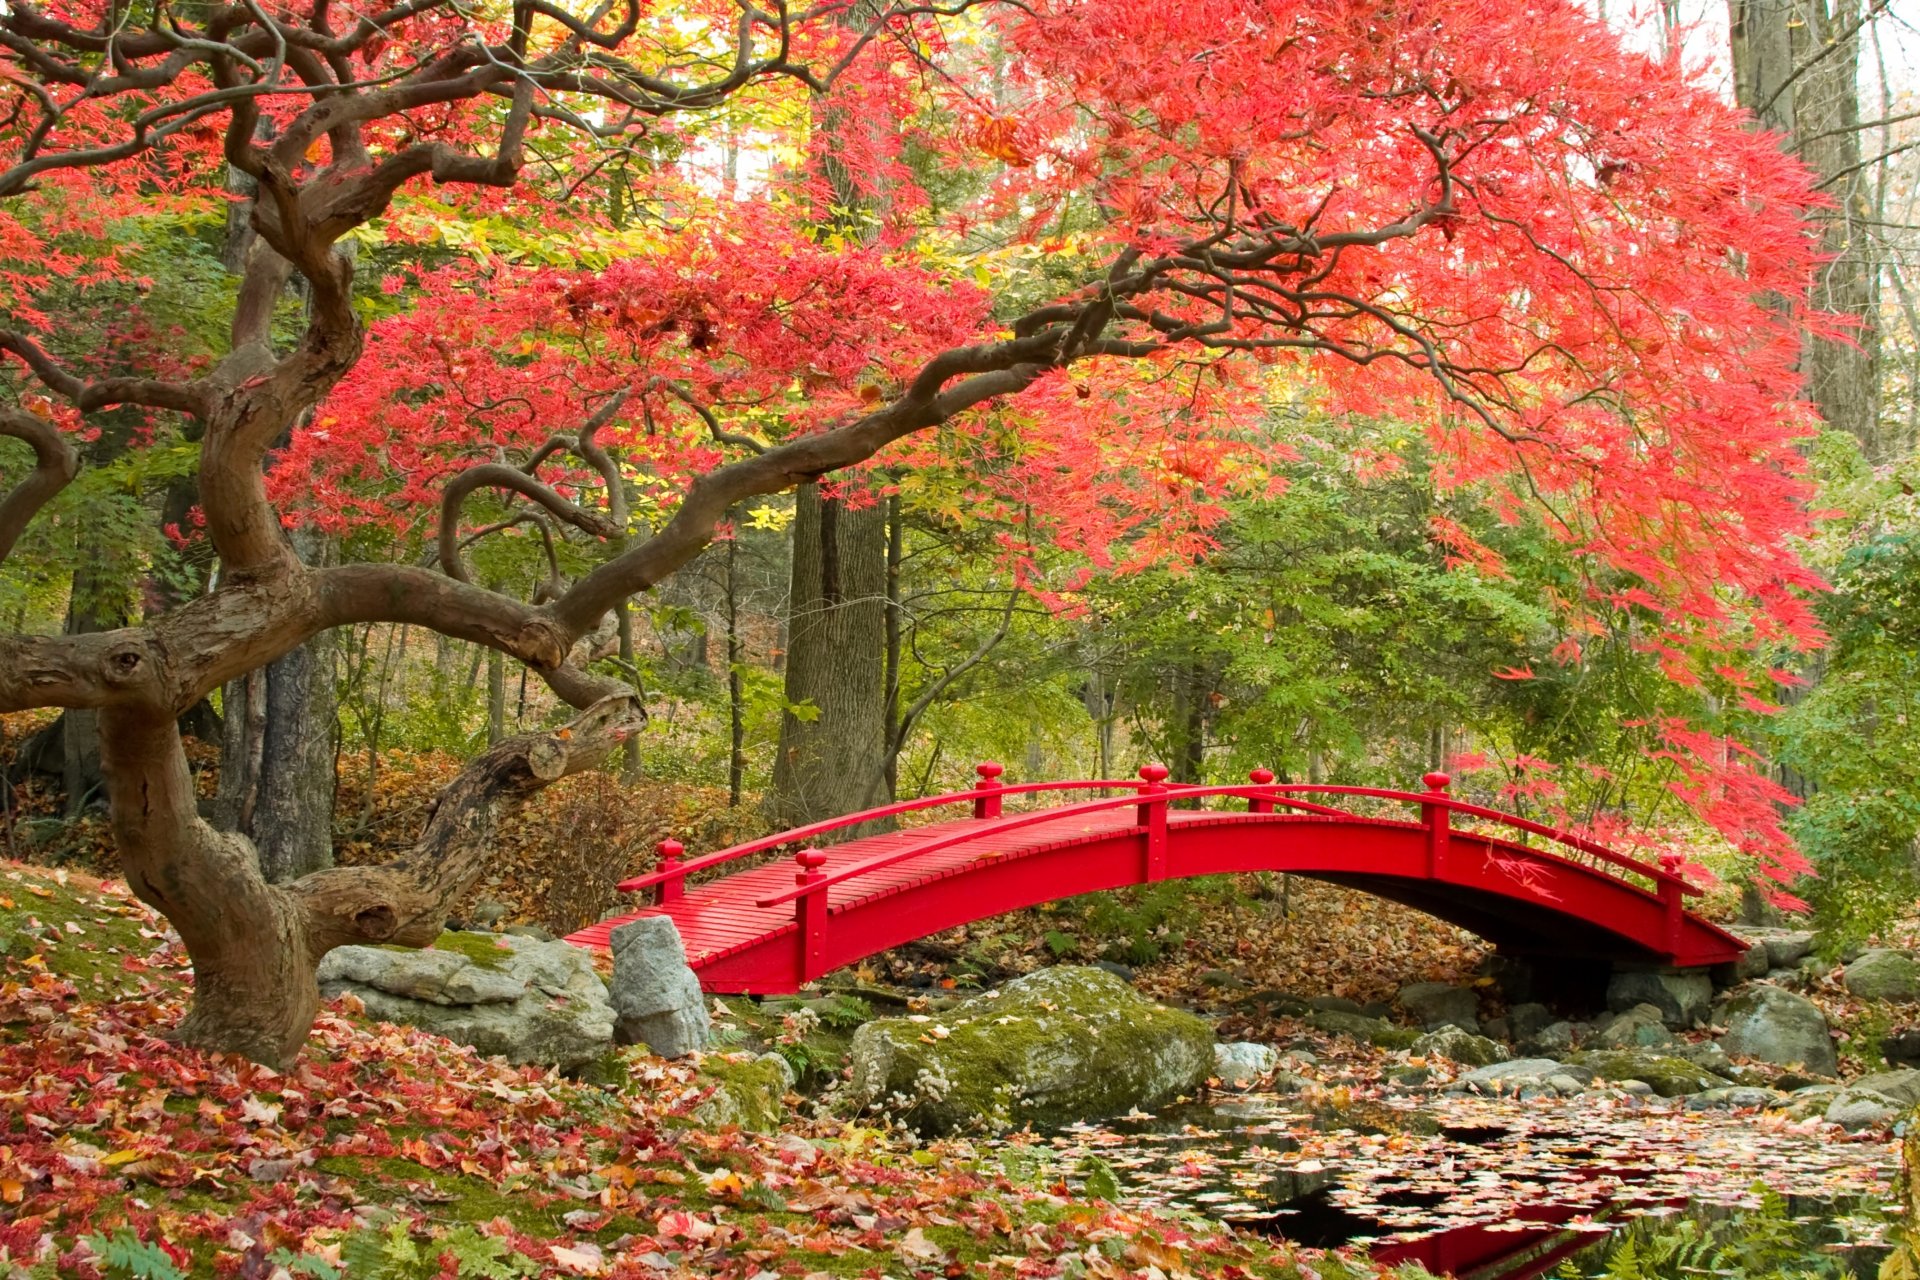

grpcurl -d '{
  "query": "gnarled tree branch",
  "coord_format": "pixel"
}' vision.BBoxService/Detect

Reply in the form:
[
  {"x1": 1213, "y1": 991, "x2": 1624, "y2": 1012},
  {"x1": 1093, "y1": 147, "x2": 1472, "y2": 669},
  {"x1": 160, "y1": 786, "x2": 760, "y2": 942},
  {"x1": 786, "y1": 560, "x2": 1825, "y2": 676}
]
[{"x1": 0, "y1": 407, "x2": 76, "y2": 564}]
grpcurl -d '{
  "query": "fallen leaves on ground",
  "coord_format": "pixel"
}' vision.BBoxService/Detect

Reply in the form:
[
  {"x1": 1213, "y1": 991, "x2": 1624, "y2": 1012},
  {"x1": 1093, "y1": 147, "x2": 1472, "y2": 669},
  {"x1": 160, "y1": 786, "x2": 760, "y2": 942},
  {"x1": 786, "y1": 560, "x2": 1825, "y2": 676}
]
[{"x1": 0, "y1": 860, "x2": 1335, "y2": 1280}]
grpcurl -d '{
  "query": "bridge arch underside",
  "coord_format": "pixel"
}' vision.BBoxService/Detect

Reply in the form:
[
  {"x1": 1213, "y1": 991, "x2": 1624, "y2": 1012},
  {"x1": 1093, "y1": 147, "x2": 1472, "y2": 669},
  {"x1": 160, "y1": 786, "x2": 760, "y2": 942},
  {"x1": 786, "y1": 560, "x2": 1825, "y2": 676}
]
[{"x1": 688, "y1": 814, "x2": 1746, "y2": 994}]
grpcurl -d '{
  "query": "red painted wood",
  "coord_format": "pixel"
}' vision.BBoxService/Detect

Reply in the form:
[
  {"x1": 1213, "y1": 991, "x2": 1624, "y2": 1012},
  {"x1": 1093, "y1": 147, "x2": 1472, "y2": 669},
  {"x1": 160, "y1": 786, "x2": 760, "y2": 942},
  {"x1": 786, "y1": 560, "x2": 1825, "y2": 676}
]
[{"x1": 566, "y1": 773, "x2": 1748, "y2": 993}]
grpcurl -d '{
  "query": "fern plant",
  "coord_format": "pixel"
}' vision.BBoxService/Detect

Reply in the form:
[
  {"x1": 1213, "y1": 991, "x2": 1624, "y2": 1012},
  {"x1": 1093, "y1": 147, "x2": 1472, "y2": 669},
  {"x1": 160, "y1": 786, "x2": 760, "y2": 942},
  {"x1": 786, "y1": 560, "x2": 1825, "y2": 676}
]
[
  {"x1": 1564, "y1": 1186, "x2": 1864, "y2": 1280},
  {"x1": 80, "y1": 1232, "x2": 187, "y2": 1280}
]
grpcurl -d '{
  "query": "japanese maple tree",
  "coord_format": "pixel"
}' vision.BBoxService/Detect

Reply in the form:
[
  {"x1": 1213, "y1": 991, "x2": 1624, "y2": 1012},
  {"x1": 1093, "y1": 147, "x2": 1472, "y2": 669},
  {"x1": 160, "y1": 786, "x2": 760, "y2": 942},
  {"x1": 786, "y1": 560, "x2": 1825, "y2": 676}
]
[{"x1": 0, "y1": 0, "x2": 1832, "y2": 1065}]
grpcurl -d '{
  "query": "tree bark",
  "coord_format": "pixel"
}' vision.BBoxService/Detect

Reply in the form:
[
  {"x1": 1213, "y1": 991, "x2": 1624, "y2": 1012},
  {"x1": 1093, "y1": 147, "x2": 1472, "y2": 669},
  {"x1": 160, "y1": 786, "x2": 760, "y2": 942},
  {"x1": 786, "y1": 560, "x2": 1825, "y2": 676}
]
[
  {"x1": 215, "y1": 534, "x2": 339, "y2": 883},
  {"x1": 769, "y1": 484, "x2": 891, "y2": 829},
  {"x1": 106, "y1": 696, "x2": 640, "y2": 1067},
  {"x1": 1729, "y1": 0, "x2": 1882, "y2": 457}
]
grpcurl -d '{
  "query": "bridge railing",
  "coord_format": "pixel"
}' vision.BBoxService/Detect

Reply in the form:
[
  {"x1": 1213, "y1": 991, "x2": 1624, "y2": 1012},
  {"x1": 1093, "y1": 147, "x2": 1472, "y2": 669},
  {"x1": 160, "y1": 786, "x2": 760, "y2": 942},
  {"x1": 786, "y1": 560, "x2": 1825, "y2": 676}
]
[
  {"x1": 735, "y1": 767, "x2": 1697, "y2": 980},
  {"x1": 617, "y1": 763, "x2": 1150, "y2": 903},
  {"x1": 618, "y1": 763, "x2": 1700, "y2": 973}
]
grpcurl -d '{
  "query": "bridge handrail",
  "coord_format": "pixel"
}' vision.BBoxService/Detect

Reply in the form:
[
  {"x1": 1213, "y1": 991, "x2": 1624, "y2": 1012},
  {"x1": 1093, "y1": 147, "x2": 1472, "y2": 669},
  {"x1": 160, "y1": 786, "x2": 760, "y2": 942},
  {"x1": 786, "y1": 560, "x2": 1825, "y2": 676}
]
[
  {"x1": 753, "y1": 780, "x2": 1695, "y2": 910},
  {"x1": 616, "y1": 776, "x2": 1144, "y2": 892},
  {"x1": 1236, "y1": 783, "x2": 1698, "y2": 893}
]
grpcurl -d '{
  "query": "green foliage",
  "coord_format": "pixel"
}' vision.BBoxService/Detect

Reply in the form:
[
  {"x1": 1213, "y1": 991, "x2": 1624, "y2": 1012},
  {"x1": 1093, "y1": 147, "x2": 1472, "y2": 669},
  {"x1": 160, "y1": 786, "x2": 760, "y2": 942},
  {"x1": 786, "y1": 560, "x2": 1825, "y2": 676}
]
[
  {"x1": 80, "y1": 1231, "x2": 187, "y2": 1280},
  {"x1": 1563, "y1": 1185, "x2": 1862, "y2": 1280},
  {"x1": 1076, "y1": 1154, "x2": 1121, "y2": 1201},
  {"x1": 268, "y1": 1249, "x2": 344, "y2": 1280},
  {"x1": 1773, "y1": 437, "x2": 1920, "y2": 940},
  {"x1": 337, "y1": 1222, "x2": 540, "y2": 1280}
]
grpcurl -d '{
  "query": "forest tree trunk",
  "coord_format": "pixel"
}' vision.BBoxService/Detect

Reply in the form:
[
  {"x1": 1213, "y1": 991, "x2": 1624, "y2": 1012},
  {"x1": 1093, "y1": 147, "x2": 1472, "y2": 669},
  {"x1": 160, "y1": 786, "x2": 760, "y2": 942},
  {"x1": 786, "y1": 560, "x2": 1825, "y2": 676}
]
[
  {"x1": 1729, "y1": 0, "x2": 1882, "y2": 457},
  {"x1": 214, "y1": 531, "x2": 337, "y2": 883},
  {"x1": 770, "y1": 484, "x2": 891, "y2": 829}
]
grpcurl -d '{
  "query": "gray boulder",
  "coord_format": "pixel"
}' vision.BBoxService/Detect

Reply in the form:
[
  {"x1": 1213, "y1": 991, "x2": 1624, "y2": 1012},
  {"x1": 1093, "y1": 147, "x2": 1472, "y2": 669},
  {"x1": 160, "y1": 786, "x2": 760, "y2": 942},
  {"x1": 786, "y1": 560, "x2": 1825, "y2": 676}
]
[
  {"x1": 320, "y1": 933, "x2": 614, "y2": 1070},
  {"x1": 1719, "y1": 984, "x2": 1837, "y2": 1076},
  {"x1": 1449, "y1": 1058, "x2": 1593, "y2": 1097},
  {"x1": 847, "y1": 966, "x2": 1214, "y2": 1134},
  {"x1": 1214, "y1": 1041, "x2": 1280, "y2": 1088},
  {"x1": 1412, "y1": 1026, "x2": 1504, "y2": 1067},
  {"x1": 1844, "y1": 950, "x2": 1919, "y2": 1002},
  {"x1": 1606, "y1": 970, "x2": 1712, "y2": 1028},
  {"x1": 1397, "y1": 982, "x2": 1480, "y2": 1032},
  {"x1": 1731, "y1": 941, "x2": 1773, "y2": 981},
  {"x1": 1522, "y1": 1020, "x2": 1578, "y2": 1056},
  {"x1": 1826, "y1": 1088, "x2": 1901, "y2": 1132},
  {"x1": 608, "y1": 917, "x2": 711, "y2": 1058},
  {"x1": 1732, "y1": 927, "x2": 1816, "y2": 972},
  {"x1": 1852, "y1": 1069, "x2": 1920, "y2": 1107},
  {"x1": 1593, "y1": 1003, "x2": 1678, "y2": 1050}
]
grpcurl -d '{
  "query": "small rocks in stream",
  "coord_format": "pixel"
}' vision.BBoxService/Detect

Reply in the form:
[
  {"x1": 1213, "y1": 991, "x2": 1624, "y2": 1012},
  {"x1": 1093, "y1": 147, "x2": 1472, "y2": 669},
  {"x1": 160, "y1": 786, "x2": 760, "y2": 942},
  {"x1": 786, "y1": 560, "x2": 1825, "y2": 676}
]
[
  {"x1": 1306, "y1": 1009, "x2": 1420, "y2": 1049},
  {"x1": 1686, "y1": 1086, "x2": 1786, "y2": 1110},
  {"x1": 1592, "y1": 1002, "x2": 1678, "y2": 1050},
  {"x1": 1826, "y1": 1088, "x2": 1902, "y2": 1132},
  {"x1": 1411, "y1": 1026, "x2": 1504, "y2": 1067},
  {"x1": 1521, "y1": 1019, "x2": 1578, "y2": 1056},
  {"x1": 1213, "y1": 1041, "x2": 1279, "y2": 1089},
  {"x1": 1448, "y1": 1058, "x2": 1594, "y2": 1096},
  {"x1": 1396, "y1": 982, "x2": 1480, "y2": 1032},
  {"x1": 1567, "y1": 1050, "x2": 1728, "y2": 1098}
]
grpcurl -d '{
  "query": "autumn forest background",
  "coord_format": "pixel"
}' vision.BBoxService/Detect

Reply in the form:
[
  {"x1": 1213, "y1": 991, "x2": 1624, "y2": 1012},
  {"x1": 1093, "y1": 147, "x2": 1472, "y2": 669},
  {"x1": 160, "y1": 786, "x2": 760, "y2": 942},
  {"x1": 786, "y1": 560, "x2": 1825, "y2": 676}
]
[{"x1": 1, "y1": 0, "x2": 1919, "y2": 1273}]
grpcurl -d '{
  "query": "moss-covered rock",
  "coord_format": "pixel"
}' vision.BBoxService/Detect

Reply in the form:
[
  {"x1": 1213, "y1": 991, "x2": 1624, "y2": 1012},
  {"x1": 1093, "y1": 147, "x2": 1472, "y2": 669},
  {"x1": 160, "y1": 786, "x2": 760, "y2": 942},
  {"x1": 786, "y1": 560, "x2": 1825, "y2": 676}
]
[
  {"x1": 846, "y1": 966, "x2": 1213, "y2": 1135},
  {"x1": 693, "y1": 1053, "x2": 796, "y2": 1132},
  {"x1": 1567, "y1": 1050, "x2": 1728, "y2": 1098},
  {"x1": 1307, "y1": 1009, "x2": 1421, "y2": 1050}
]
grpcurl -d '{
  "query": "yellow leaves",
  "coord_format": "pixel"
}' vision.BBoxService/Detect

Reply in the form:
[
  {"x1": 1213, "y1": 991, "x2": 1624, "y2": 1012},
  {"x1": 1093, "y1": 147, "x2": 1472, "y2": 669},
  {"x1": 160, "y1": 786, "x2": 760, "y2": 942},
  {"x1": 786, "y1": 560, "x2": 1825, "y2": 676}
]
[
  {"x1": 101, "y1": 1148, "x2": 144, "y2": 1167},
  {"x1": 745, "y1": 503, "x2": 794, "y2": 532},
  {"x1": 0, "y1": 1176, "x2": 20, "y2": 1204},
  {"x1": 700, "y1": 1167, "x2": 746, "y2": 1198}
]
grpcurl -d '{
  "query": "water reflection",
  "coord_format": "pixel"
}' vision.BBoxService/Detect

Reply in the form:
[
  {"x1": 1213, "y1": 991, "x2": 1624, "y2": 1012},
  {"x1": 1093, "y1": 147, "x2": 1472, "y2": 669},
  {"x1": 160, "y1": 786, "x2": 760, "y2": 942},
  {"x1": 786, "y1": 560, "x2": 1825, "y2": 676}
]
[{"x1": 1013, "y1": 1089, "x2": 1895, "y2": 1277}]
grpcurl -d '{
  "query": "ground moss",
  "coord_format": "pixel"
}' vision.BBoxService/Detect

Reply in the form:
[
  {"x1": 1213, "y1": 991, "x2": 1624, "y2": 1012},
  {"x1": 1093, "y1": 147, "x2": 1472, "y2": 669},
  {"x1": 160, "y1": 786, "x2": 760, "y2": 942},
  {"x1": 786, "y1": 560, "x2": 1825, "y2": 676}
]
[
  {"x1": 376, "y1": 929, "x2": 514, "y2": 970},
  {"x1": 693, "y1": 1054, "x2": 793, "y2": 1132},
  {"x1": 0, "y1": 866, "x2": 170, "y2": 996}
]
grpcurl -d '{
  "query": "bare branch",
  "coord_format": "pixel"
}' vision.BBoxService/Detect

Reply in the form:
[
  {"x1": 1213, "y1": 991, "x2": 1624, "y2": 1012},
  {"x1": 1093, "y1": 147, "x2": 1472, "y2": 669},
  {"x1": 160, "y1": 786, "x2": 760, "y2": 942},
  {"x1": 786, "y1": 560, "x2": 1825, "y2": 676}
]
[
  {"x1": 0, "y1": 330, "x2": 206, "y2": 415},
  {"x1": 645, "y1": 377, "x2": 766, "y2": 455}
]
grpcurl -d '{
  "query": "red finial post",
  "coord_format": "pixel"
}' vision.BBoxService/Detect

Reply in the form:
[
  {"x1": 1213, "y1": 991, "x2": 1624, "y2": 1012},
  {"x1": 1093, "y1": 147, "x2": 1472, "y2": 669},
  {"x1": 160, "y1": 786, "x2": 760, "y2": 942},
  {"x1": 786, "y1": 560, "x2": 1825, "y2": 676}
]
[
  {"x1": 793, "y1": 849, "x2": 829, "y2": 983},
  {"x1": 973, "y1": 760, "x2": 1005, "y2": 820},
  {"x1": 1248, "y1": 767, "x2": 1276, "y2": 814},
  {"x1": 1138, "y1": 763, "x2": 1171, "y2": 882},
  {"x1": 655, "y1": 839, "x2": 686, "y2": 906},
  {"x1": 1421, "y1": 772, "x2": 1451, "y2": 877}
]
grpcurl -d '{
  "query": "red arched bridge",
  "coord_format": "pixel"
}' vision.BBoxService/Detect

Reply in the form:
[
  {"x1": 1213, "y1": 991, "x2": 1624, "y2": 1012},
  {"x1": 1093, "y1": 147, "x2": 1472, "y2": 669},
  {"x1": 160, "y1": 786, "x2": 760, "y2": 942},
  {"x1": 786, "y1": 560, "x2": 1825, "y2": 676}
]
[{"x1": 565, "y1": 766, "x2": 1746, "y2": 992}]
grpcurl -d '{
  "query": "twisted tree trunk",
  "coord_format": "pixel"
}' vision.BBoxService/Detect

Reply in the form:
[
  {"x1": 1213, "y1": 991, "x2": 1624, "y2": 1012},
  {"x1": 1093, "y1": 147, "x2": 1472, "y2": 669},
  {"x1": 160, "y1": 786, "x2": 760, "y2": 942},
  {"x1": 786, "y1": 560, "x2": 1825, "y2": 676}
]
[{"x1": 106, "y1": 695, "x2": 641, "y2": 1066}]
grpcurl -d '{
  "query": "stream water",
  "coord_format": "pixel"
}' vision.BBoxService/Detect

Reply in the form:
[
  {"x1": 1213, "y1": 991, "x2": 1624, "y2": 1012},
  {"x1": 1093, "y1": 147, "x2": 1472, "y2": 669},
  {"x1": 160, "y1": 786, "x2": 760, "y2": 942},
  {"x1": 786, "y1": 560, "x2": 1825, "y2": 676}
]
[{"x1": 1002, "y1": 1089, "x2": 1898, "y2": 1278}]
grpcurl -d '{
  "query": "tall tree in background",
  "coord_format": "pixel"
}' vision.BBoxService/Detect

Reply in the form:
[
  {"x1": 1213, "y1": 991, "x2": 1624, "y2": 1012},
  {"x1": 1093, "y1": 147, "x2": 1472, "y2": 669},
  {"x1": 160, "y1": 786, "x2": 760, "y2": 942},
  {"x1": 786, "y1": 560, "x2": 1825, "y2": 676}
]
[
  {"x1": 1729, "y1": 0, "x2": 1883, "y2": 458},
  {"x1": 0, "y1": 0, "x2": 1837, "y2": 1065}
]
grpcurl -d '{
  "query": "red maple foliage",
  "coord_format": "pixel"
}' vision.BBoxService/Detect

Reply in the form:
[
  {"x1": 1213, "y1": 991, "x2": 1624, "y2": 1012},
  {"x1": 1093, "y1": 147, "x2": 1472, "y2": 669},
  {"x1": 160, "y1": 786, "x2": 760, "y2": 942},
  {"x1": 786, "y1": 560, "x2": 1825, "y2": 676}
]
[{"x1": 0, "y1": 0, "x2": 1837, "y2": 1058}]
